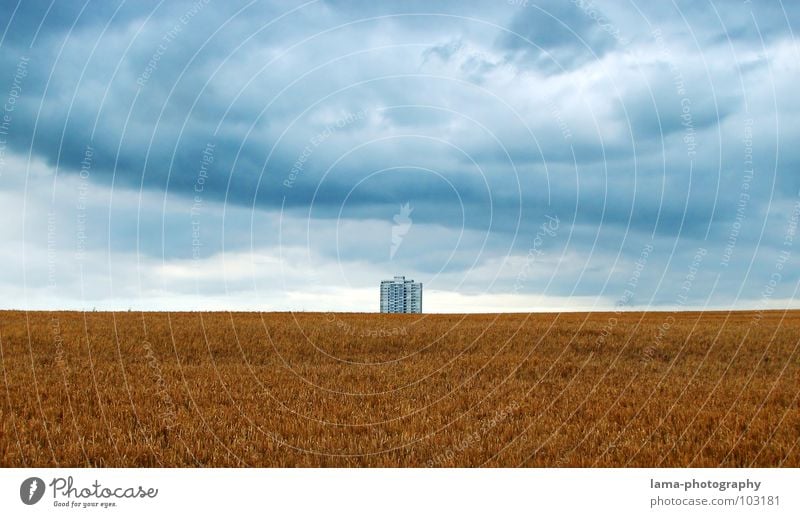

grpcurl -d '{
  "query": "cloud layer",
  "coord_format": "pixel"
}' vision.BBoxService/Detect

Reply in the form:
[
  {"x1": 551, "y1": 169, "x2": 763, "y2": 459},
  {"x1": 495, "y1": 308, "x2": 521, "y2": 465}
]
[{"x1": 1, "y1": 0, "x2": 798, "y2": 311}]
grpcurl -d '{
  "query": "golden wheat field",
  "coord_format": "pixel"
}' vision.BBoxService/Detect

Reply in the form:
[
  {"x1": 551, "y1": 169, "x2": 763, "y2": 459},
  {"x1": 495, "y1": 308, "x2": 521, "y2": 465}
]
[{"x1": 0, "y1": 310, "x2": 798, "y2": 467}]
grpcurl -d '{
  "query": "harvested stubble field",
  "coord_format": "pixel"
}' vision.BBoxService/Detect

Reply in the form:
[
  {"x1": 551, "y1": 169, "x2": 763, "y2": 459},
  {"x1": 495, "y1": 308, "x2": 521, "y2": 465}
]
[{"x1": 0, "y1": 310, "x2": 798, "y2": 467}]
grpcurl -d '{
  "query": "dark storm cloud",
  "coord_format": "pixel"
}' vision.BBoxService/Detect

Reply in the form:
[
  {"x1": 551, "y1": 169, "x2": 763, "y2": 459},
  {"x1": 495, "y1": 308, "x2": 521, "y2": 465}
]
[
  {"x1": 0, "y1": 0, "x2": 161, "y2": 47},
  {"x1": 497, "y1": 0, "x2": 620, "y2": 72}
]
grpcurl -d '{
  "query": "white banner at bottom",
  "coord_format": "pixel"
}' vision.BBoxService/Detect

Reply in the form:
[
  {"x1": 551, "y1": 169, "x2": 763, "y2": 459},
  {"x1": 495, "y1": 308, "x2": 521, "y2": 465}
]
[{"x1": 1, "y1": 468, "x2": 798, "y2": 516}]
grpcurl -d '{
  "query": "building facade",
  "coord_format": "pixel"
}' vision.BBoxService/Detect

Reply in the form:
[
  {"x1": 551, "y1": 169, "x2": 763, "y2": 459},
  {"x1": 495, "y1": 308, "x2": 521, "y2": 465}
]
[{"x1": 380, "y1": 276, "x2": 422, "y2": 313}]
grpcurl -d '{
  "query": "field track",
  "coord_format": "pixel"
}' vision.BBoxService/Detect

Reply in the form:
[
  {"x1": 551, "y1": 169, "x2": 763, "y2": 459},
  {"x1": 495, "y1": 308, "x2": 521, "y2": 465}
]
[{"x1": 1, "y1": 310, "x2": 798, "y2": 467}]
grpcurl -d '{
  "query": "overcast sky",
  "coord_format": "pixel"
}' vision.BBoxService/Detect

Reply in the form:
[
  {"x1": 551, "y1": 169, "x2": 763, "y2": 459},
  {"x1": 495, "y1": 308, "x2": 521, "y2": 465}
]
[{"x1": 0, "y1": 0, "x2": 798, "y2": 312}]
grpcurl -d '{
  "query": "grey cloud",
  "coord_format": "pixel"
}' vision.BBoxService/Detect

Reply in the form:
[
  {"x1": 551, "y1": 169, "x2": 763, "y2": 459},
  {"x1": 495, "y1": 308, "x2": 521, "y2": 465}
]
[{"x1": 497, "y1": 0, "x2": 621, "y2": 73}]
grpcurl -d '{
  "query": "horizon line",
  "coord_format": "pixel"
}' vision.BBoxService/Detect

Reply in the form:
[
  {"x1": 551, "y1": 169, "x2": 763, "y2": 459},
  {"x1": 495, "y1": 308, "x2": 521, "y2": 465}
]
[{"x1": 2, "y1": 307, "x2": 798, "y2": 315}]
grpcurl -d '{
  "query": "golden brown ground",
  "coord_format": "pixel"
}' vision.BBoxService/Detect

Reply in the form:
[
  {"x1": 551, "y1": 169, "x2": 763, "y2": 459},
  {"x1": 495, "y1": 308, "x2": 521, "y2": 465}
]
[{"x1": 0, "y1": 310, "x2": 798, "y2": 467}]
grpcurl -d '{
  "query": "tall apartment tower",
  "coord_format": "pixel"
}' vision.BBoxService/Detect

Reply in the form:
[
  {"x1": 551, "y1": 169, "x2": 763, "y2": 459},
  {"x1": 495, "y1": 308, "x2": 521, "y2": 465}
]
[{"x1": 380, "y1": 276, "x2": 422, "y2": 313}]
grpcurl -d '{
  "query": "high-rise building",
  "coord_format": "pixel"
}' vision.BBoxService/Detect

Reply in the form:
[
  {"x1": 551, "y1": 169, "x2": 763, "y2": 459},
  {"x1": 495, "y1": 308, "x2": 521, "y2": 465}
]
[{"x1": 380, "y1": 276, "x2": 422, "y2": 313}]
